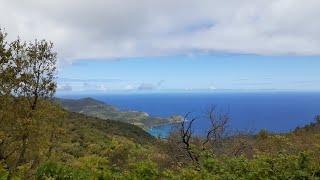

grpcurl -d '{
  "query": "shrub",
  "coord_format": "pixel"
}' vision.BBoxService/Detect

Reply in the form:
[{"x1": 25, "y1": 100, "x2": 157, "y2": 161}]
[
  {"x1": 0, "y1": 162, "x2": 8, "y2": 180},
  {"x1": 257, "y1": 129, "x2": 269, "y2": 140},
  {"x1": 127, "y1": 161, "x2": 159, "y2": 180},
  {"x1": 36, "y1": 162, "x2": 90, "y2": 180}
]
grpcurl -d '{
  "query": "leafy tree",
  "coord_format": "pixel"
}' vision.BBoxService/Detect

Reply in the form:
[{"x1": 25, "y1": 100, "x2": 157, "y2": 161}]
[
  {"x1": 18, "y1": 39, "x2": 57, "y2": 110},
  {"x1": 0, "y1": 28, "x2": 13, "y2": 96},
  {"x1": 0, "y1": 28, "x2": 60, "y2": 178}
]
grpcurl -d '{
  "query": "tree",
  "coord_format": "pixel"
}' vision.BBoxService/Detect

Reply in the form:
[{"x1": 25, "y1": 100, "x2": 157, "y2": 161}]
[
  {"x1": 0, "y1": 28, "x2": 59, "y2": 177},
  {"x1": 179, "y1": 112, "x2": 199, "y2": 163},
  {"x1": 0, "y1": 29, "x2": 21, "y2": 171},
  {"x1": 20, "y1": 39, "x2": 57, "y2": 110},
  {"x1": 202, "y1": 106, "x2": 229, "y2": 153},
  {"x1": 0, "y1": 28, "x2": 14, "y2": 96},
  {"x1": 173, "y1": 107, "x2": 230, "y2": 167}
]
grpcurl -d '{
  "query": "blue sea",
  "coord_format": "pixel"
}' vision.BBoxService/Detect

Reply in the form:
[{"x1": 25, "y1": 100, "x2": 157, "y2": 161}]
[{"x1": 57, "y1": 92, "x2": 320, "y2": 137}]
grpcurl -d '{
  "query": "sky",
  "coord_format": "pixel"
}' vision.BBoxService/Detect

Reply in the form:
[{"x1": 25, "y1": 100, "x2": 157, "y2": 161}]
[
  {"x1": 1, "y1": 0, "x2": 320, "y2": 92},
  {"x1": 57, "y1": 54, "x2": 320, "y2": 92}
]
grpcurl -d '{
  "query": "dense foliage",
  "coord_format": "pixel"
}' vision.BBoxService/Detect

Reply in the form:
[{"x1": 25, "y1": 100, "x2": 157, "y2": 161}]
[{"x1": 1, "y1": 28, "x2": 320, "y2": 179}]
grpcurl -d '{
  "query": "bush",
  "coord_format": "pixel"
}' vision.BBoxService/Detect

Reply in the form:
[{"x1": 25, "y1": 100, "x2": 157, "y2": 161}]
[
  {"x1": 167, "y1": 152, "x2": 320, "y2": 179},
  {"x1": 73, "y1": 155, "x2": 112, "y2": 179},
  {"x1": 127, "y1": 161, "x2": 159, "y2": 180},
  {"x1": 36, "y1": 162, "x2": 90, "y2": 180},
  {"x1": 0, "y1": 162, "x2": 8, "y2": 180},
  {"x1": 257, "y1": 129, "x2": 269, "y2": 140}
]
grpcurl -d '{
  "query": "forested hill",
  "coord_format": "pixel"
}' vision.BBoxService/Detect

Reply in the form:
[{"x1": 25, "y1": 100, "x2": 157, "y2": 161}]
[
  {"x1": 55, "y1": 97, "x2": 182, "y2": 129},
  {"x1": 66, "y1": 112, "x2": 156, "y2": 145},
  {"x1": 1, "y1": 98, "x2": 168, "y2": 179}
]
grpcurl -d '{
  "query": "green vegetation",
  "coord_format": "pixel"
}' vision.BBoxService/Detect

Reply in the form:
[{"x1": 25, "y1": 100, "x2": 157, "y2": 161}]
[
  {"x1": 2, "y1": 28, "x2": 320, "y2": 179},
  {"x1": 56, "y1": 97, "x2": 182, "y2": 130}
]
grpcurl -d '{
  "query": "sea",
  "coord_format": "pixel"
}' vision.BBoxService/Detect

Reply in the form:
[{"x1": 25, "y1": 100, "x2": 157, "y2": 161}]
[{"x1": 57, "y1": 91, "x2": 320, "y2": 137}]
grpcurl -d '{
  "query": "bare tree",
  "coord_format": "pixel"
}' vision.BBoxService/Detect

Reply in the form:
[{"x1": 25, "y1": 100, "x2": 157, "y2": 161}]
[
  {"x1": 202, "y1": 106, "x2": 229, "y2": 153},
  {"x1": 173, "y1": 106, "x2": 231, "y2": 168},
  {"x1": 179, "y1": 112, "x2": 199, "y2": 163}
]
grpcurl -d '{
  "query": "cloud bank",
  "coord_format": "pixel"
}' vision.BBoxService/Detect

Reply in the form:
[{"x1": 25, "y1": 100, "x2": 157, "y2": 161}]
[{"x1": 1, "y1": 0, "x2": 320, "y2": 62}]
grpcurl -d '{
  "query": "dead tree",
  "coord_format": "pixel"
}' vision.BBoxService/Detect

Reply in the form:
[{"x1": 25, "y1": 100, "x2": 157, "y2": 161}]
[
  {"x1": 175, "y1": 106, "x2": 230, "y2": 166},
  {"x1": 202, "y1": 106, "x2": 229, "y2": 153},
  {"x1": 179, "y1": 112, "x2": 199, "y2": 163}
]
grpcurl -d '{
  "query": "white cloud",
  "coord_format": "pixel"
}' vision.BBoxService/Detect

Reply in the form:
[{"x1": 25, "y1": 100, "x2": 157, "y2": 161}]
[
  {"x1": 57, "y1": 84, "x2": 73, "y2": 91},
  {"x1": 124, "y1": 85, "x2": 134, "y2": 91},
  {"x1": 1, "y1": 0, "x2": 320, "y2": 63},
  {"x1": 97, "y1": 84, "x2": 108, "y2": 91},
  {"x1": 137, "y1": 83, "x2": 155, "y2": 91},
  {"x1": 209, "y1": 85, "x2": 217, "y2": 90}
]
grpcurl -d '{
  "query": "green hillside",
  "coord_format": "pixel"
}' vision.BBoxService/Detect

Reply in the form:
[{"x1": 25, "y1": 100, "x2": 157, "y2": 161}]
[
  {"x1": 56, "y1": 97, "x2": 182, "y2": 129},
  {"x1": 2, "y1": 100, "x2": 320, "y2": 179}
]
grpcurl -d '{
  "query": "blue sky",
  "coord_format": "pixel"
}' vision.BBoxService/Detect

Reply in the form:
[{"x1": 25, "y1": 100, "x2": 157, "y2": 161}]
[
  {"x1": 57, "y1": 54, "x2": 320, "y2": 92},
  {"x1": 3, "y1": 0, "x2": 320, "y2": 93}
]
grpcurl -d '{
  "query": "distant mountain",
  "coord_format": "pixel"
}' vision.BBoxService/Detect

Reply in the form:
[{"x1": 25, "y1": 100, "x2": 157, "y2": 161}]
[{"x1": 55, "y1": 97, "x2": 181, "y2": 130}]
